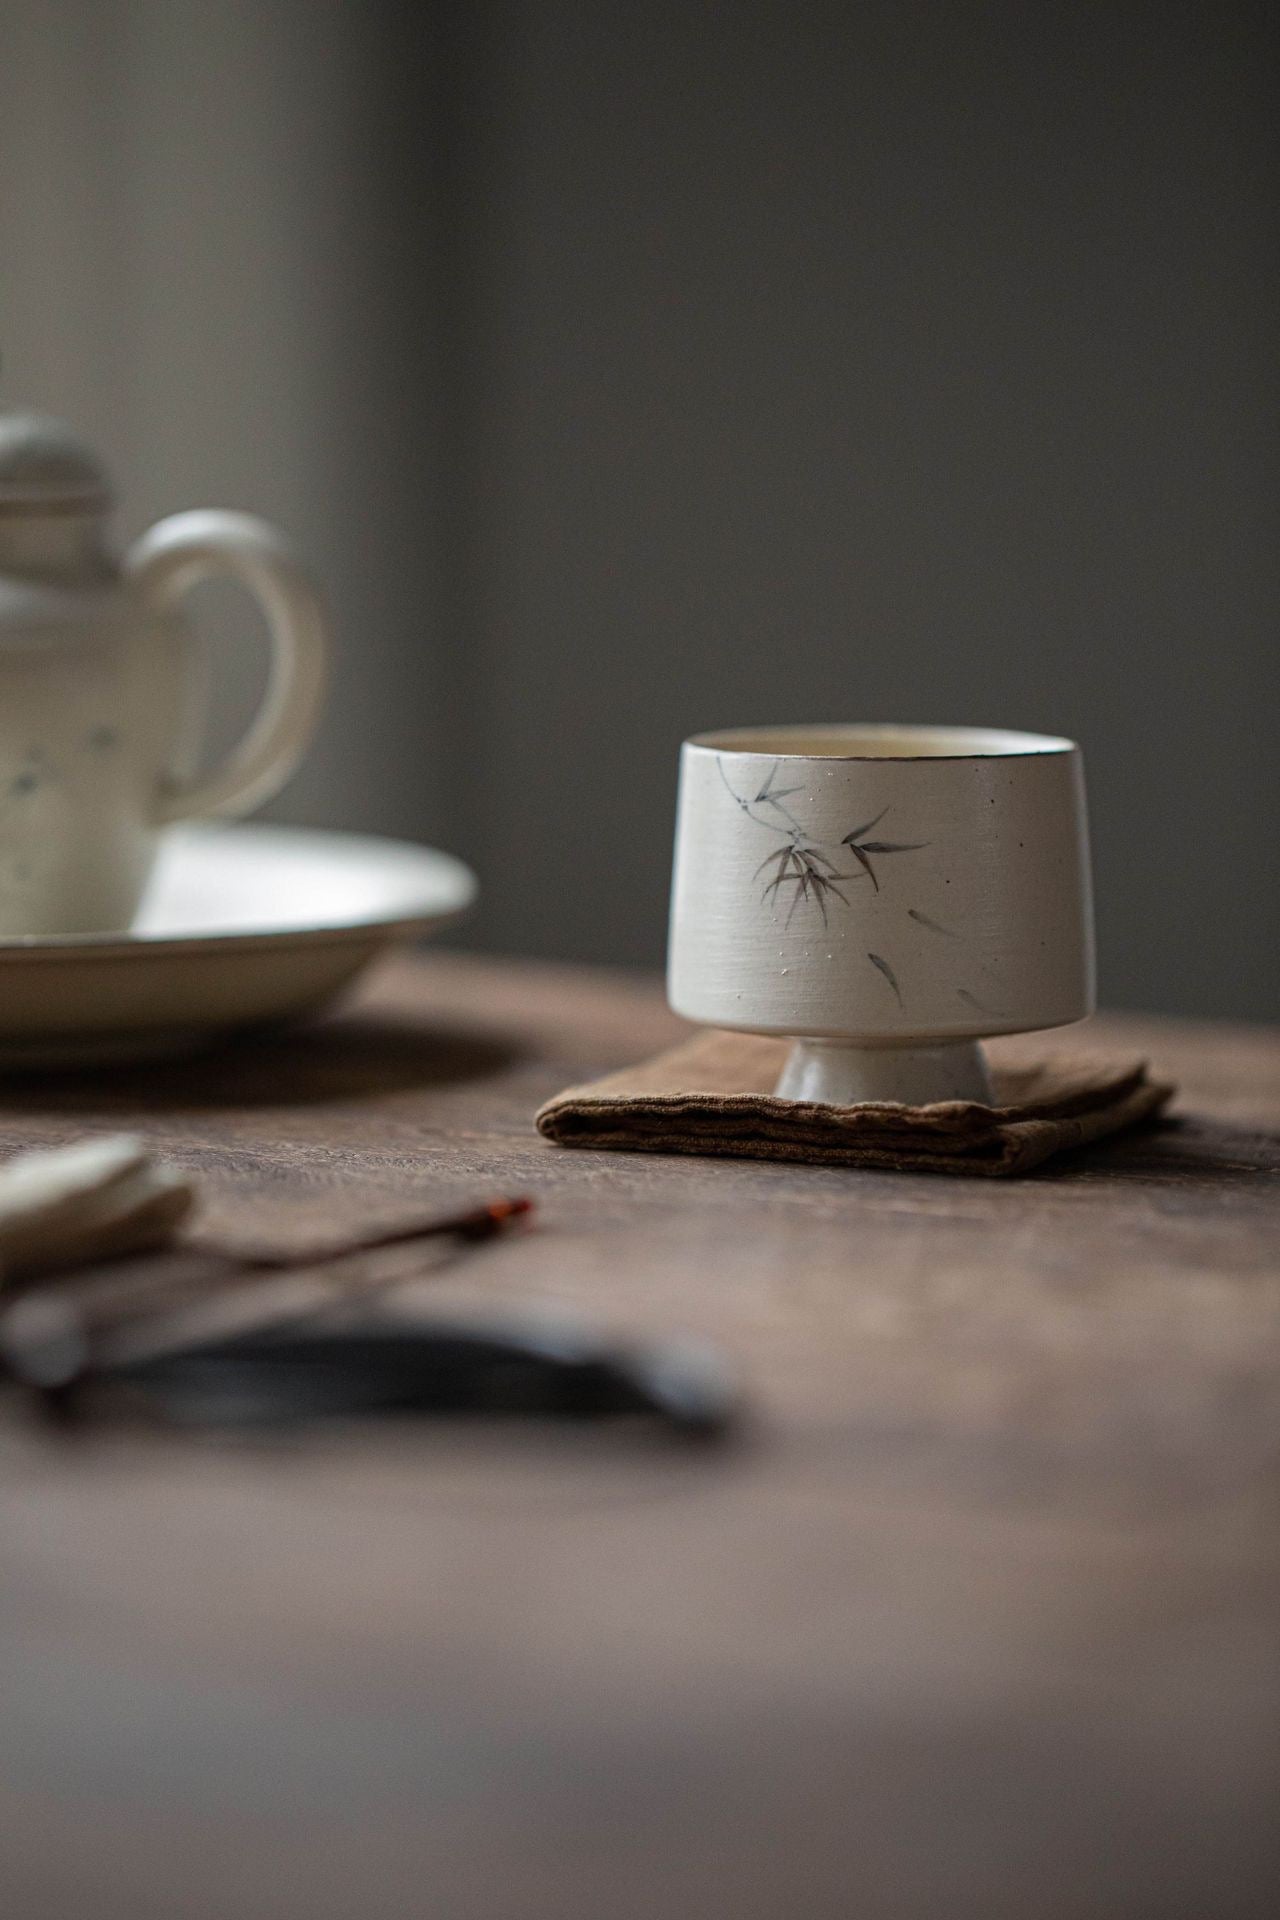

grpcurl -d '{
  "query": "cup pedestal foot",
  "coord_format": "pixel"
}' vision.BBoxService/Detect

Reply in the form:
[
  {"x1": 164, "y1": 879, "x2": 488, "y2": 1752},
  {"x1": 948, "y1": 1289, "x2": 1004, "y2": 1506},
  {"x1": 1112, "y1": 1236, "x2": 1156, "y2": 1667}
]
[{"x1": 774, "y1": 1038, "x2": 994, "y2": 1107}]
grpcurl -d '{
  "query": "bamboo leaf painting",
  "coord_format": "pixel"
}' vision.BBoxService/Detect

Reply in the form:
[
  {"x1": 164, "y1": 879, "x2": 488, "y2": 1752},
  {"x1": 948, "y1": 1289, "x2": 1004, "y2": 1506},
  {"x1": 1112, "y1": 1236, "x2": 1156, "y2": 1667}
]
[{"x1": 715, "y1": 755, "x2": 968, "y2": 1011}]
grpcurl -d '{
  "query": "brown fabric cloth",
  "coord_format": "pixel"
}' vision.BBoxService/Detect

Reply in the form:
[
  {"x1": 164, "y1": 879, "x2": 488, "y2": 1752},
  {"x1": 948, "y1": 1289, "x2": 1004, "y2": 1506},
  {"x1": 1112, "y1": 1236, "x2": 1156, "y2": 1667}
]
[{"x1": 536, "y1": 1030, "x2": 1176, "y2": 1176}]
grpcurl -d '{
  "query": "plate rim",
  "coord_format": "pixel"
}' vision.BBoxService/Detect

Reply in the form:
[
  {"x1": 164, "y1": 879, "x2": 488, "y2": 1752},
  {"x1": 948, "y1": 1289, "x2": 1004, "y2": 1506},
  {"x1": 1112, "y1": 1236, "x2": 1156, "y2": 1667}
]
[{"x1": 0, "y1": 822, "x2": 478, "y2": 963}]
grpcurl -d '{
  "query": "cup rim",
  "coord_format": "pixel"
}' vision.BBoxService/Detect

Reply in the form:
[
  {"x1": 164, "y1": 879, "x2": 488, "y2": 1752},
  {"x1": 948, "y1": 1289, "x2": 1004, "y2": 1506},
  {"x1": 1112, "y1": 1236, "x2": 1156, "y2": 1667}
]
[{"x1": 686, "y1": 723, "x2": 1078, "y2": 761}]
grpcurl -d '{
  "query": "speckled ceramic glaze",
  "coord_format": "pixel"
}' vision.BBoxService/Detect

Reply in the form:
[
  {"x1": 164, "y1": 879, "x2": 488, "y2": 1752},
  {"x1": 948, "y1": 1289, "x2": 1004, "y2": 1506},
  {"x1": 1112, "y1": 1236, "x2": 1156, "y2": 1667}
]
[
  {"x1": 0, "y1": 413, "x2": 328, "y2": 935},
  {"x1": 668, "y1": 725, "x2": 1095, "y2": 1106}
]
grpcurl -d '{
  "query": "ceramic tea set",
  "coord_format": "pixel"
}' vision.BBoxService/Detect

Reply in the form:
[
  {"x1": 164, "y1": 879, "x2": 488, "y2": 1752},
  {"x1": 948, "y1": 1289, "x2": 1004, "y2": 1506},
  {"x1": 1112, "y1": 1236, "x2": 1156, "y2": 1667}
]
[
  {"x1": 0, "y1": 409, "x2": 1095, "y2": 1095},
  {"x1": 0, "y1": 412, "x2": 474, "y2": 1063}
]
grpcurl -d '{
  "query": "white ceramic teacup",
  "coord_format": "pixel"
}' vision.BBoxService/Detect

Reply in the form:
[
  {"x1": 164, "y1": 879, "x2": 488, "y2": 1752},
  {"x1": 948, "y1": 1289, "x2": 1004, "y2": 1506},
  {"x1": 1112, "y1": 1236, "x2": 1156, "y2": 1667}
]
[
  {"x1": 0, "y1": 413, "x2": 329, "y2": 937},
  {"x1": 668, "y1": 725, "x2": 1095, "y2": 1106}
]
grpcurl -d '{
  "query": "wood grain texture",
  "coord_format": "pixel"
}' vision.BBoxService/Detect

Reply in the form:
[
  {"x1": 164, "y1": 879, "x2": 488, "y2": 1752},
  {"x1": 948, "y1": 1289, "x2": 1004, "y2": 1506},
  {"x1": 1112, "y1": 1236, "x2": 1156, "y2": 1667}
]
[{"x1": 1, "y1": 953, "x2": 1277, "y2": 1920}]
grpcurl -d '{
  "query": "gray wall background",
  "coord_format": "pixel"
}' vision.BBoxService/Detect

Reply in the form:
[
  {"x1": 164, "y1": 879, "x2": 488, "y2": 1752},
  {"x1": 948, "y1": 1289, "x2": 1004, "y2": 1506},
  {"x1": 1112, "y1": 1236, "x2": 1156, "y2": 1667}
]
[{"x1": 3, "y1": 0, "x2": 1276, "y2": 1019}]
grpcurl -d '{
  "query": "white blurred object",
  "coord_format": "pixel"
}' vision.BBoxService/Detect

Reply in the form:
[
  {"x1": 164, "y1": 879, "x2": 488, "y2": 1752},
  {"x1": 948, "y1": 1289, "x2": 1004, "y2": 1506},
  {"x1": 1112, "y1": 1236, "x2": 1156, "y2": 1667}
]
[{"x1": 0, "y1": 1134, "x2": 194, "y2": 1279}]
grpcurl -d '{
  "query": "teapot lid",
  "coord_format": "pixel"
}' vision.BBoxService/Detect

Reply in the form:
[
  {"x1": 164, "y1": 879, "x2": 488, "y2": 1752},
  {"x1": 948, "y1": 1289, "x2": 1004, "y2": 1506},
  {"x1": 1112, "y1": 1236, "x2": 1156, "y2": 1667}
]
[{"x1": 0, "y1": 413, "x2": 111, "y2": 512}]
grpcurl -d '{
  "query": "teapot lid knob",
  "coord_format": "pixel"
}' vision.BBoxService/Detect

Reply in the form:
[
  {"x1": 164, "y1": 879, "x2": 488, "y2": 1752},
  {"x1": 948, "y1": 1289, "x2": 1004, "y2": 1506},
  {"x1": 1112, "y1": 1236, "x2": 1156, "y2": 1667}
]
[{"x1": 0, "y1": 413, "x2": 111, "y2": 513}]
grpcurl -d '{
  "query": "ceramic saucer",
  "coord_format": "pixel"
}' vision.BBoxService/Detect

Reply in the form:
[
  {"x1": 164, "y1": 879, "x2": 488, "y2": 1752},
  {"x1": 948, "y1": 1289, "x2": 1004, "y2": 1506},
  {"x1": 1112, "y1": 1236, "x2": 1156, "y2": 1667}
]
[{"x1": 0, "y1": 823, "x2": 477, "y2": 1066}]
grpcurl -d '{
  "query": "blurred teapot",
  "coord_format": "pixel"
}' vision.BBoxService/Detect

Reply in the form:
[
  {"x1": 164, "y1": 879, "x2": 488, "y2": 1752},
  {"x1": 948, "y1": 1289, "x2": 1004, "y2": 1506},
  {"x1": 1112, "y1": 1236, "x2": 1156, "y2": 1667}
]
[{"x1": 0, "y1": 412, "x2": 328, "y2": 935}]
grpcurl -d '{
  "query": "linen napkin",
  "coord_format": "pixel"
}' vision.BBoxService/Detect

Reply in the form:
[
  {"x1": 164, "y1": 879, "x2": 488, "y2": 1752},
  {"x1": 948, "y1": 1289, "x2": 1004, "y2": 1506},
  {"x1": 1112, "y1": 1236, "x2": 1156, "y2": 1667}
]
[{"x1": 536, "y1": 1030, "x2": 1175, "y2": 1176}]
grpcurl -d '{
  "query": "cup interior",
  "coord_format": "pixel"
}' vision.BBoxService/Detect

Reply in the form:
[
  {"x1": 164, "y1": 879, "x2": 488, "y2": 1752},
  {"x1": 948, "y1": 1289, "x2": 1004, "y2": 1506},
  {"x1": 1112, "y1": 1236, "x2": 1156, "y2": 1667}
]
[{"x1": 688, "y1": 724, "x2": 1075, "y2": 759}]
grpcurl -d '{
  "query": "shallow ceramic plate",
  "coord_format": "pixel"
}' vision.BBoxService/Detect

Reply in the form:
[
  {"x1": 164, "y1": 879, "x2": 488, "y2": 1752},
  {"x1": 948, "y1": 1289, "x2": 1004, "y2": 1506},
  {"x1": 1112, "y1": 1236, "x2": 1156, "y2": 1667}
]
[{"x1": 0, "y1": 823, "x2": 477, "y2": 1066}]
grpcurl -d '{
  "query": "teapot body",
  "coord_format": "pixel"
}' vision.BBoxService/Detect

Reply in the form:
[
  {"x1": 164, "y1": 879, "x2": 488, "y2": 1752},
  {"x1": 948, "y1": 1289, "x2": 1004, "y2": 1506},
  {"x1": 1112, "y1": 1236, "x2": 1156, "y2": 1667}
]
[
  {"x1": 0, "y1": 410, "x2": 329, "y2": 937},
  {"x1": 0, "y1": 524, "x2": 186, "y2": 935}
]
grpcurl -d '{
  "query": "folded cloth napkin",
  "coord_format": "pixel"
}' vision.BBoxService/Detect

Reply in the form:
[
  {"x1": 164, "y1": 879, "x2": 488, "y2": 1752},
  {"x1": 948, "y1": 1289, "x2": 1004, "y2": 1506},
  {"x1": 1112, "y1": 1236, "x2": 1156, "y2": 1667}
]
[{"x1": 536, "y1": 1030, "x2": 1176, "y2": 1176}]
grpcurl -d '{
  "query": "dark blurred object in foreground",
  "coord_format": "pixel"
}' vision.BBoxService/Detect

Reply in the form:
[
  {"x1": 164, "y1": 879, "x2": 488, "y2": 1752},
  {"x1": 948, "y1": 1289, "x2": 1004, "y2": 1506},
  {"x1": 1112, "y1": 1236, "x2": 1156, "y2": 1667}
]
[{"x1": 0, "y1": 1296, "x2": 736, "y2": 1442}]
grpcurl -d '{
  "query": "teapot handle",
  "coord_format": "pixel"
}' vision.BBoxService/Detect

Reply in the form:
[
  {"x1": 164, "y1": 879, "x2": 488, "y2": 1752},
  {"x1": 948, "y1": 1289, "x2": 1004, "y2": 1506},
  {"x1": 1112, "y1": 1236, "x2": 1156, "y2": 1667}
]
[{"x1": 126, "y1": 509, "x2": 329, "y2": 823}]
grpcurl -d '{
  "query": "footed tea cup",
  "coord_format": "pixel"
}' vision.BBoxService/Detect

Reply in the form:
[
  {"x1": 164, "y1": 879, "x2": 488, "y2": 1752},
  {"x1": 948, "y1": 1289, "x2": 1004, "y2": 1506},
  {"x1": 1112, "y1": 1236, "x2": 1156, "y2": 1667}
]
[{"x1": 668, "y1": 725, "x2": 1095, "y2": 1107}]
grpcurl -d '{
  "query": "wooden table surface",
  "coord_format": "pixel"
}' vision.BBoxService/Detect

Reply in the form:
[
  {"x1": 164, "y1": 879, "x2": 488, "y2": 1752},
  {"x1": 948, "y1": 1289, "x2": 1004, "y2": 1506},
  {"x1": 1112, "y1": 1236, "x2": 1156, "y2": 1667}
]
[{"x1": 1, "y1": 953, "x2": 1277, "y2": 1920}]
